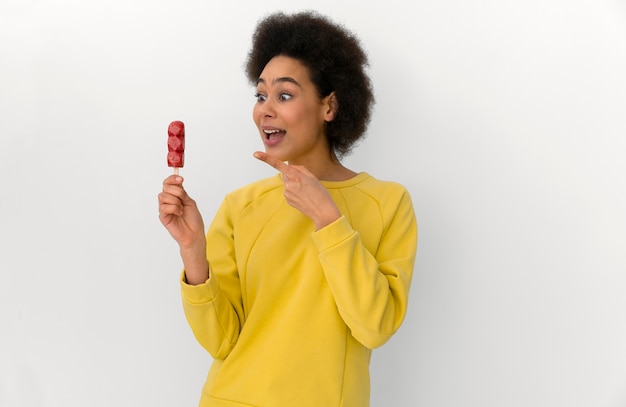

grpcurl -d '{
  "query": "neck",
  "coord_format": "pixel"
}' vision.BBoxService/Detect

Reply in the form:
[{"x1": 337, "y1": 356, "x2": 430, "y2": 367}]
[{"x1": 288, "y1": 157, "x2": 357, "y2": 181}]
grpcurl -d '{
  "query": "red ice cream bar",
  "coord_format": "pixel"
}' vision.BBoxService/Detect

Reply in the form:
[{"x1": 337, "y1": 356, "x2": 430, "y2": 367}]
[{"x1": 167, "y1": 121, "x2": 185, "y2": 168}]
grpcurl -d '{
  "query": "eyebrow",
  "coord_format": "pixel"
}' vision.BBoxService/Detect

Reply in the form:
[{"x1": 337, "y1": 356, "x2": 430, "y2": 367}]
[{"x1": 257, "y1": 77, "x2": 303, "y2": 88}]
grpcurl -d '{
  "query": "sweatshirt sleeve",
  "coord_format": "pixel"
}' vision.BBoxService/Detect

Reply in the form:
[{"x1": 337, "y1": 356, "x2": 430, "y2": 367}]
[
  {"x1": 311, "y1": 188, "x2": 417, "y2": 349},
  {"x1": 180, "y1": 197, "x2": 244, "y2": 360}
]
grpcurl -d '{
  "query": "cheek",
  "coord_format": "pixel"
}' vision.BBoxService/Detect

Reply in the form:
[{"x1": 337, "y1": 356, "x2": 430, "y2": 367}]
[
  {"x1": 285, "y1": 105, "x2": 307, "y2": 126},
  {"x1": 252, "y1": 105, "x2": 260, "y2": 126}
]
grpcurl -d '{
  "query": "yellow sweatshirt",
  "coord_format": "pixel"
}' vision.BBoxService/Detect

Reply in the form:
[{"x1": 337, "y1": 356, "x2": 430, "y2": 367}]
[{"x1": 180, "y1": 172, "x2": 417, "y2": 407}]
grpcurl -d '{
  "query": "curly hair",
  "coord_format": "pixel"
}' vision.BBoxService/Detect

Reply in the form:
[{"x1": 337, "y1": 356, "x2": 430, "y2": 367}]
[{"x1": 245, "y1": 11, "x2": 375, "y2": 159}]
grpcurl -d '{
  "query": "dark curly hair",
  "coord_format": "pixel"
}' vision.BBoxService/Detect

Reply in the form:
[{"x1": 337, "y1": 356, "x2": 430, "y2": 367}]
[{"x1": 245, "y1": 11, "x2": 375, "y2": 159}]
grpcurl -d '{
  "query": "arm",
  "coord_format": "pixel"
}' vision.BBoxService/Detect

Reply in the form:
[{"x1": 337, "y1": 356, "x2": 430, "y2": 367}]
[
  {"x1": 311, "y1": 190, "x2": 417, "y2": 349},
  {"x1": 252, "y1": 152, "x2": 417, "y2": 348},
  {"x1": 158, "y1": 176, "x2": 243, "y2": 359},
  {"x1": 180, "y1": 197, "x2": 244, "y2": 359}
]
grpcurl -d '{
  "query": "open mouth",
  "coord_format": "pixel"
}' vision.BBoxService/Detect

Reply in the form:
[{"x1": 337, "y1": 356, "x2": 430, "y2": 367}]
[{"x1": 264, "y1": 128, "x2": 286, "y2": 140}]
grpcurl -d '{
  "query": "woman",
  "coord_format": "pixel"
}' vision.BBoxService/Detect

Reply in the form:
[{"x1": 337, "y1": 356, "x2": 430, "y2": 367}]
[{"x1": 158, "y1": 10, "x2": 417, "y2": 407}]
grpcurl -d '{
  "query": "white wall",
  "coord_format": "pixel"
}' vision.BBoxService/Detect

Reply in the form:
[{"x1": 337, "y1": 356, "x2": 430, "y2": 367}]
[{"x1": 1, "y1": 0, "x2": 625, "y2": 406}]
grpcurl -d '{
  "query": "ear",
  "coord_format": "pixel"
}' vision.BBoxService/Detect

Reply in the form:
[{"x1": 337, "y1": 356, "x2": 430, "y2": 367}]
[{"x1": 323, "y1": 92, "x2": 338, "y2": 122}]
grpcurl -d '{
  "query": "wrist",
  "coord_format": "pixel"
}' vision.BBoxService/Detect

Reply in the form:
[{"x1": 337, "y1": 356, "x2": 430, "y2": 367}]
[
  {"x1": 179, "y1": 240, "x2": 210, "y2": 285},
  {"x1": 179, "y1": 234, "x2": 206, "y2": 255},
  {"x1": 314, "y1": 208, "x2": 341, "y2": 231}
]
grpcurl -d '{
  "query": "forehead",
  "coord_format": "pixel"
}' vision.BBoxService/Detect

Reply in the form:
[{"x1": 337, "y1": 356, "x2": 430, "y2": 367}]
[{"x1": 258, "y1": 55, "x2": 312, "y2": 84}]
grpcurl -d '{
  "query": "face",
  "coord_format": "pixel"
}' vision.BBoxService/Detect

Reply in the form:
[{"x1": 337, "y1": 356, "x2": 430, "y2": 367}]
[{"x1": 253, "y1": 55, "x2": 336, "y2": 165}]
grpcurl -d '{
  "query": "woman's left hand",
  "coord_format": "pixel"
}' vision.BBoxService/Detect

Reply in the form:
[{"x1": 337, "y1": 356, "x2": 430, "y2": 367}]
[{"x1": 254, "y1": 151, "x2": 341, "y2": 230}]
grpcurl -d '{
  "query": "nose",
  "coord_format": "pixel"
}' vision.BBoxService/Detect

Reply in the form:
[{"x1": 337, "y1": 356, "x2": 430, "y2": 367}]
[{"x1": 257, "y1": 98, "x2": 276, "y2": 118}]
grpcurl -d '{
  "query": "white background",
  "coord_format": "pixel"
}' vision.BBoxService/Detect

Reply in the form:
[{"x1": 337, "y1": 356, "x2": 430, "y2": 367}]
[{"x1": 1, "y1": 0, "x2": 625, "y2": 406}]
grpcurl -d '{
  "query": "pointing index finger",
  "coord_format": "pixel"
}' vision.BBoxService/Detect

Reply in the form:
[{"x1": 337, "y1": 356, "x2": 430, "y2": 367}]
[{"x1": 253, "y1": 151, "x2": 291, "y2": 174}]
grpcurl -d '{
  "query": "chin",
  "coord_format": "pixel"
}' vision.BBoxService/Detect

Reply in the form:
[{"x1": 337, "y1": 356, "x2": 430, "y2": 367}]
[{"x1": 265, "y1": 147, "x2": 291, "y2": 162}]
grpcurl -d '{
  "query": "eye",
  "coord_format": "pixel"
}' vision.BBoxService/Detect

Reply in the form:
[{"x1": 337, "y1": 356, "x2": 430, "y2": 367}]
[
  {"x1": 279, "y1": 92, "x2": 292, "y2": 101},
  {"x1": 254, "y1": 93, "x2": 267, "y2": 102}
]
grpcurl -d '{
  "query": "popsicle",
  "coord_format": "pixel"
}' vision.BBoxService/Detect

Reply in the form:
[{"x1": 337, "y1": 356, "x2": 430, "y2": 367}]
[{"x1": 167, "y1": 121, "x2": 185, "y2": 175}]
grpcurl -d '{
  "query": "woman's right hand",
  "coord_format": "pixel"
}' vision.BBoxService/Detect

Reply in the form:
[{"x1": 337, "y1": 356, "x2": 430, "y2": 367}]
[
  {"x1": 158, "y1": 175, "x2": 206, "y2": 250},
  {"x1": 159, "y1": 175, "x2": 210, "y2": 284}
]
